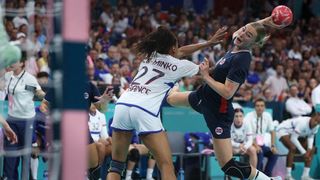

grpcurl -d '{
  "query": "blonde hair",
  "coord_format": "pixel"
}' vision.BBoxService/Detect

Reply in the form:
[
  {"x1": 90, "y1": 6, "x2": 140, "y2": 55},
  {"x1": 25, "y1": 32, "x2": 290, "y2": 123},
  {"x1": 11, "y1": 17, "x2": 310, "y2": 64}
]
[{"x1": 249, "y1": 22, "x2": 267, "y2": 46}]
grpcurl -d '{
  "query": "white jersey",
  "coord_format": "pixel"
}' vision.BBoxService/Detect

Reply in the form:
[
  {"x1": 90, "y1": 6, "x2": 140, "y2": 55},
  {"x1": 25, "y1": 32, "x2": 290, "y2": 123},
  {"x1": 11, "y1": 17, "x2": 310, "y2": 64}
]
[
  {"x1": 276, "y1": 116, "x2": 319, "y2": 138},
  {"x1": 88, "y1": 109, "x2": 109, "y2": 142},
  {"x1": 231, "y1": 121, "x2": 254, "y2": 150},
  {"x1": 117, "y1": 53, "x2": 199, "y2": 116},
  {"x1": 276, "y1": 116, "x2": 319, "y2": 154}
]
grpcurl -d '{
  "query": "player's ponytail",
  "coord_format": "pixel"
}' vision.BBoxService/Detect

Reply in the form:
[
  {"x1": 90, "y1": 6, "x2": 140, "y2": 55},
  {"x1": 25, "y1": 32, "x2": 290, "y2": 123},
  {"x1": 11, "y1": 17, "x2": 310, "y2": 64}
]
[
  {"x1": 135, "y1": 26, "x2": 177, "y2": 62},
  {"x1": 250, "y1": 22, "x2": 268, "y2": 46}
]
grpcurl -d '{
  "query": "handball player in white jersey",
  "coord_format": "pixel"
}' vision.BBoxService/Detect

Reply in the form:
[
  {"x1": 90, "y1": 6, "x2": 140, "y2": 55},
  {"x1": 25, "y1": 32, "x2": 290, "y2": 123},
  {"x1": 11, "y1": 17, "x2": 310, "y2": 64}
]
[
  {"x1": 276, "y1": 113, "x2": 320, "y2": 180},
  {"x1": 107, "y1": 26, "x2": 227, "y2": 180}
]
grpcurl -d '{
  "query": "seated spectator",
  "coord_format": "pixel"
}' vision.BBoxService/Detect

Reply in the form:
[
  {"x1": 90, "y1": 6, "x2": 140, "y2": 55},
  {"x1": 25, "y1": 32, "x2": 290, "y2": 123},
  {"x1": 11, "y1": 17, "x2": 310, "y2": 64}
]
[
  {"x1": 88, "y1": 104, "x2": 110, "y2": 143},
  {"x1": 184, "y1": 132, "x2": 212, "y2": 153},
  {"x1": 94, "y1": 55, "x2": 109, "y2": 81},
  {"x1": 263, "y1": 64, "x2": 288, "y2": 100},
  {"x1": 297, "y1": 78, "x2": 311, "y2": 103},
  {"x1": 231, "y1": 108, "x2": 257, "y2": 168},
  {"x1": 276, "y1": 113, "x2": 320, "y2": 180},
  {"x1": 311, "y1": 83, "x2": 320, "y2": 108},
  {"x1": 285, "y1": 84, "x2": 312, "y2": 117},
  {"x1": 104, "y1": 46, "x2": 120, "y2": 68},
  {"x1": 245, "y1": 98, "x2": 278, "y2": 176},
  {"x1": 100, "y1": 63, "x2": 128, "y2": 90}
]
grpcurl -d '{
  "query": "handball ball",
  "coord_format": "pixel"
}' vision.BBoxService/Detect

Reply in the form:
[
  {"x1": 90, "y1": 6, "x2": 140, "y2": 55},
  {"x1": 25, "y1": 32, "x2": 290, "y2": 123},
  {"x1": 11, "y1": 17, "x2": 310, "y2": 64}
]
[{"x1": 271, "y1": 5, "x2": 293, "y2": 26}]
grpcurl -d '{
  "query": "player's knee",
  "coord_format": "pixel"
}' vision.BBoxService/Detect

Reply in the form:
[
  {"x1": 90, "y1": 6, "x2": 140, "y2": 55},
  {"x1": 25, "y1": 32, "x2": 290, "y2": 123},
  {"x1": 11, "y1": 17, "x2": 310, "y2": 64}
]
[
  {"x1": 108, "y1": 159, "x2": 126, "y2": 176},
  {"x1": 128, "y1": 148, "x2": 140, "y2": 163},
  {"x1": 221, "y1": 158, "x2": 252, "y2": 179}
]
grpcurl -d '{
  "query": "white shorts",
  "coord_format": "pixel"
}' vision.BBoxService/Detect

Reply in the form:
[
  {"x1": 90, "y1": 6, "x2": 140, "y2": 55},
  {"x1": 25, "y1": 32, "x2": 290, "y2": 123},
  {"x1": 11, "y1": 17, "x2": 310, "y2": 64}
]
[
  {"x1": 276, "y1": 129, "x2": 290, "y2": 139},
  {"x1": 111, "y1": 104, "x2": 164, "y2": 135}
]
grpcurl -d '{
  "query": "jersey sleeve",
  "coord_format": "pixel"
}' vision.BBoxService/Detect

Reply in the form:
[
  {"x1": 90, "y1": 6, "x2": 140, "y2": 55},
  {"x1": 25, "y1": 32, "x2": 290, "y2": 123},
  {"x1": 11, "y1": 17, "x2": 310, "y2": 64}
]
[
  {"x1": 29, "y1": 75, "x2": 42, "y2": 91},
  {"x1": 176, "y1": 59, "x2": 199, "y2": 78},
  {"x1": 227, "y1": 53, "x2": 251, "y2": 84}
]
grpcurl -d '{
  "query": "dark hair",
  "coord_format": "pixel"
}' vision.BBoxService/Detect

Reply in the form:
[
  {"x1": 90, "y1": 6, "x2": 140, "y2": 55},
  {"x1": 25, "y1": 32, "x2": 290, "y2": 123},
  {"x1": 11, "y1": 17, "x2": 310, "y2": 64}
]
[
  {"x1": 254, "y1": 98, "x2": 265, "y2": 105},
  {"x1": 234, "y1": 108, "x2": 244, "y2": 114},
  {"x1": 37, "y1": 71, "x2": 49, "y2": 78},
  {"x1": 20, "y1": 51, "x2": 27, "y2": 68},
  {"x1": 135, "y1": 26, "x2": 177, "y2": 62}
]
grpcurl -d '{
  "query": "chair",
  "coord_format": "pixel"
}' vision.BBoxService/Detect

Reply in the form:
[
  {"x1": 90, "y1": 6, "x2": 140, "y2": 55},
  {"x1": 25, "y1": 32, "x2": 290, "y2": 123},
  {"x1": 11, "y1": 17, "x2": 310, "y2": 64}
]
[{"x1": 167, "y1": 132, "x2": 203, "y2": 180}]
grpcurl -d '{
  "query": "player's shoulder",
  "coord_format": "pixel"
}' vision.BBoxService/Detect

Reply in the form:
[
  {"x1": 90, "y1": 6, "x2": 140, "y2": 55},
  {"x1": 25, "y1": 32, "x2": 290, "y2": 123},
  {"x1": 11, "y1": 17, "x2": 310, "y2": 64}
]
[{"x1": 231, "y1": 50, "x2": 252, "y2": 63}]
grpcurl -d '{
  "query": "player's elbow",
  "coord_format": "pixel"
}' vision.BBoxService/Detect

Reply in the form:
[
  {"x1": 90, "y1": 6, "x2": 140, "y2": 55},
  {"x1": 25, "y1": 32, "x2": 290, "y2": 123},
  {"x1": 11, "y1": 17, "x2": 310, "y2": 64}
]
[{"x1": 223, "y1": 91, "x2": 233, "y2": 100}]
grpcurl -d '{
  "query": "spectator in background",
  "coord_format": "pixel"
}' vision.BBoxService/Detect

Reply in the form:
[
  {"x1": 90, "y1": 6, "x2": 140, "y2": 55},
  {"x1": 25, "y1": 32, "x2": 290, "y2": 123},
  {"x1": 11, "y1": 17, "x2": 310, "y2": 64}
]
[
  {"x1": 276, "y1": 113, "x2": 320, "y2": 180},
  {"x1": 285, "y1": 84, "x2": 312, "y2": 117},
  {"x1": 37, "y1": 48, "x2": 50, "y2": 73},
  {"x1": 245, "y1": 98, "x2": 278, "y2": 176},
  {"x1": 94, "y1": 55, "x2": 109, "y2": 81},
  {"x1": 88, "y1": 103, "x2": 110, "y2": 143},
  {"x1": 263, "y1": 64, "x2": 288, "y2": 101},
  {"x1": 100, "y1": 63, "x2": 128, "y2": 89},
  {"x1": 104, "y1": 46, "x2": 120, "y2": 68},
  {"x1": 284, "y1": 68, "x2": 297, "y2": 88},
  {"x1": 297, "y1": 77, "x2": 311, "y2": 104},
  {"x1": 312, "y1": 82, "x2": 320, "y2": 108},
  {"x1": 231, "y1": 108, "x2": 257, "y2": 168},
  {"x1": 288, "y1": 43, "x2": 302, "y2": 61}
]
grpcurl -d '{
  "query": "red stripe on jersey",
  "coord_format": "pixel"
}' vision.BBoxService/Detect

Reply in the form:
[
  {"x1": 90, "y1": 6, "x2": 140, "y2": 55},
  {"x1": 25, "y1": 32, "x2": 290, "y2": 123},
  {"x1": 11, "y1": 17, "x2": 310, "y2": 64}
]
[{"x1": 219, "y1": 98, "x2": 228, "y2": 113}]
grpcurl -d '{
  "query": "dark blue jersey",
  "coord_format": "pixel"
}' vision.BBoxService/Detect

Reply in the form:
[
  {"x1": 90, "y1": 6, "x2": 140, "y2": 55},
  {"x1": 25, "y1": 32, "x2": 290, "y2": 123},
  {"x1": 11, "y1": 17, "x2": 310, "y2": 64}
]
[{"x1": 198, "y1": 51, "x2": 251, "y2": 113}]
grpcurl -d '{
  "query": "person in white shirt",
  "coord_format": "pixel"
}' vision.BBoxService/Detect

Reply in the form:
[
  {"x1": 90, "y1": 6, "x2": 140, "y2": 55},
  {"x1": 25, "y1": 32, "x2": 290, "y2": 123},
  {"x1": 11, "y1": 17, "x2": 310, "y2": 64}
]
[
  {"x1": 276, "y1": 113, "x2": 320, "y2": 180},
  {"x1": 231, "y1": 108, "x2": 257, "y2": 168},
  {"x1": 245, "y1": 98, "x2": 278, "y2": 176},
  {"x1": 88, "y1": 103, "x2": 110, "y2": 142},
  {"x1": 285, "y1": 84, "x2": 312, "y2": 117},
  {"x1": 2, "y1": 52, "x2": 45, "y2": 180},
  {"x1": 263, "y1": 64, "x2": 288, "y2": 100},
  {"x1": 107, "y1": 26, "x2": 226, "y2": 180},
  {"x1": 311, "y1": 84, "x2": 320, "y2": 108}
]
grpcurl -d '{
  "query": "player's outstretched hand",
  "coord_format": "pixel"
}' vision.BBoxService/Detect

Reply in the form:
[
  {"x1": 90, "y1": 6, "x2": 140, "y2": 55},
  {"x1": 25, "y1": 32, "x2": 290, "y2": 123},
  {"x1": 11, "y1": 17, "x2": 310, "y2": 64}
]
[
  {"x1": 207, "y1": 26, "x2": 228, "y2": 45},
  {"x1": 258, "y1": 16, "x2": 286, "y2": 29},
  {"x1": 199, "y1": 58, "x2": 210, "y2": 78},
  {"x1": 95, "y1": 86, "x2": 114, "y2": 104}
]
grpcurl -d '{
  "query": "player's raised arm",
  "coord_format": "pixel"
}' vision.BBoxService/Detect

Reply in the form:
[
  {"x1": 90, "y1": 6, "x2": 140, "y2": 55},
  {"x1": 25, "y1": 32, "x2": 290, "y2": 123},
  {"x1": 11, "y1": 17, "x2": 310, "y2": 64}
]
[{"x1": 175, "y1": 27, "x2": 227, "y2": 58}]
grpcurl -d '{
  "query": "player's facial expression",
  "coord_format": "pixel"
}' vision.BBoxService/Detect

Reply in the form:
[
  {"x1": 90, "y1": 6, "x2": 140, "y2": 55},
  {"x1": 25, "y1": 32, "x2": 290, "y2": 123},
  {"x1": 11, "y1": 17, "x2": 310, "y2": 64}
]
[
  {"x1": 234, "y1": 112, "x2": 244, "y2": 126},
  {"x1": 234, "y1": 24, "x2": 257, "y2": 48},
  {"x1": 255, "y1": 101, "x2": 265, "y2": 115}
]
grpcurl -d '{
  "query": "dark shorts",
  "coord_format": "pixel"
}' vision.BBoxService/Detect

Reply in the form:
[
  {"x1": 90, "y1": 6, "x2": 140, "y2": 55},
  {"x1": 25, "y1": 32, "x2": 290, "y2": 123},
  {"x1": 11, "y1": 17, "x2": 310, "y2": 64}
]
[{"x1": 188, "y1": 91, "x2": 233, "y2": 139}]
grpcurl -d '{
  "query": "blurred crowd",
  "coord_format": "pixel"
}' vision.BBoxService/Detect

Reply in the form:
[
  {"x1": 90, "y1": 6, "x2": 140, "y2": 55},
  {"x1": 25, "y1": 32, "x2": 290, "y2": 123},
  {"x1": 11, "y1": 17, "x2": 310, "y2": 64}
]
[{"x1": 1, "y1": 0, "x2": 320, "y2": 117}]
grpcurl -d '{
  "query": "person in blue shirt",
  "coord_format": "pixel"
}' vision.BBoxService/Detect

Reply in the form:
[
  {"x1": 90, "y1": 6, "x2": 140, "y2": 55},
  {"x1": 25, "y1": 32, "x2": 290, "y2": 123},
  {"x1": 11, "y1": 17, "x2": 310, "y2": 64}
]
[{"x1": 167, "y1": 16, "x2": 287, "y2": 180}]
